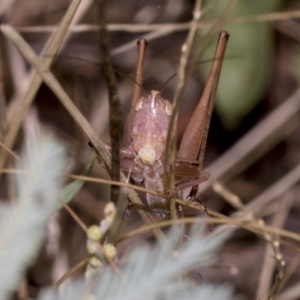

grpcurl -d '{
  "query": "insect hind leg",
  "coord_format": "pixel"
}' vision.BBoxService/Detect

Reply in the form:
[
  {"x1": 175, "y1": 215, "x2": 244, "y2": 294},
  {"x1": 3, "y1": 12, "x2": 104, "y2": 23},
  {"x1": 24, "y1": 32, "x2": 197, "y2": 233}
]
[{"x1": 186, "y1": 186, "x2": 213, "y2": 231}]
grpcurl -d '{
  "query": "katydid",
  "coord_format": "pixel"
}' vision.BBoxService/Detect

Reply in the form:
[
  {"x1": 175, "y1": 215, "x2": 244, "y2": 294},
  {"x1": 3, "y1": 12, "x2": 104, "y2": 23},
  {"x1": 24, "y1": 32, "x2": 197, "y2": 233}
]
[{"x1": 101, "y1": 31, "x2": 229, "y2": 217}]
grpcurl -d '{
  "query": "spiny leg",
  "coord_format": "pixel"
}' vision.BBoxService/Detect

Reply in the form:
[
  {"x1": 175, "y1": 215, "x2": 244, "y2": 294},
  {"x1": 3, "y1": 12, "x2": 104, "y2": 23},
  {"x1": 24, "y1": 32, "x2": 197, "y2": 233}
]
[
  {"x1": 186, "y1": 186, "x2": 213, "y2": 231},
  {"x1": 187, "y1": 186, "x2": 208, "y2": 217}
]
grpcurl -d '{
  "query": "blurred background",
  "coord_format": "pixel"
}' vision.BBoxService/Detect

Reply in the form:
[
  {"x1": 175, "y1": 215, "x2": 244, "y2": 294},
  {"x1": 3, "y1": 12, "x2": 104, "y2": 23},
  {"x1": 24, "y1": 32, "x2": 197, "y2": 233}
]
[{"x1": 1, "y1": 0, "x2": 300, "y2": 299}]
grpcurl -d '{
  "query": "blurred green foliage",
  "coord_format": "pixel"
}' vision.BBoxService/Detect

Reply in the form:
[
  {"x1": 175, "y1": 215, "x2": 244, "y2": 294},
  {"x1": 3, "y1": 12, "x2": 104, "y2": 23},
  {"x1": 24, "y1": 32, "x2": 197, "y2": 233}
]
[
  {"x1": 199, "y1": 0, "x2": 282, "y2": 130},
  {"x1": 292, "y1": 44, "x2": 300, "y2": 81}
]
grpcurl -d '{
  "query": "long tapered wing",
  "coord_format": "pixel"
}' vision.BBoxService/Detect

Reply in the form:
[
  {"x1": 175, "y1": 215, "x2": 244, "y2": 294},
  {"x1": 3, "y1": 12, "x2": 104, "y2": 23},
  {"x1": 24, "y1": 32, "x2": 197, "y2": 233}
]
[{"x1": 177, "y1": 31, "x2": 229, "y2": 172}]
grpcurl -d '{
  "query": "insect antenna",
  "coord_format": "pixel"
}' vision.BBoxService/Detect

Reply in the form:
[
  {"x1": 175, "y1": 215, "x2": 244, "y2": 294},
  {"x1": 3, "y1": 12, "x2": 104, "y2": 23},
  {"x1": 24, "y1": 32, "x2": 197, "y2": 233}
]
[
  {"x1": 42, "y1": 54, "x2": 145, "y2": 91},
  {"x1": 159, "y1": 55, "x2": 242, "y2": 94}
]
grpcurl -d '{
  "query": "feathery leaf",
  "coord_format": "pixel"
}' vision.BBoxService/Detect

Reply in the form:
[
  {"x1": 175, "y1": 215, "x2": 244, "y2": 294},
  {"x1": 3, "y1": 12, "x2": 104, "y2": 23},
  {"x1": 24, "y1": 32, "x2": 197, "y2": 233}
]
[
  {"x1": 0, "y1": 129, "x2": 66, "y2": 299},
  {"x1": 38, "y1": 224, "x2": 240, "y2": 300}
]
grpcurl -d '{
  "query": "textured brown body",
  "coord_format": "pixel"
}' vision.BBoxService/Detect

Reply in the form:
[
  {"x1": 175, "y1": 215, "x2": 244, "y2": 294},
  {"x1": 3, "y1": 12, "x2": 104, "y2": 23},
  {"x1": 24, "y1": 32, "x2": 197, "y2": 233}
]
[
  {"x1": 131, "y1": 90, "x2": 172, "y2": 165},
  {"x1": 129, "y1": 90, "x2": 172, "y2": 216},
  {"x1": 117, "y1": 32, "x2": 229, "y2": 217}
]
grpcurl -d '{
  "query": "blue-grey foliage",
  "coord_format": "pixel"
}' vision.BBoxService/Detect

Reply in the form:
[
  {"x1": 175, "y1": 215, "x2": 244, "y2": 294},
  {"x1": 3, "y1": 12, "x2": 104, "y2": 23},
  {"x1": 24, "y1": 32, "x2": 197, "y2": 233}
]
[
  {"x1": 0, "y1": 130, "x2": 66, "y2": 299},
  {"x1": 39, "y1": 225, "x2": 241, "y2": 300}
]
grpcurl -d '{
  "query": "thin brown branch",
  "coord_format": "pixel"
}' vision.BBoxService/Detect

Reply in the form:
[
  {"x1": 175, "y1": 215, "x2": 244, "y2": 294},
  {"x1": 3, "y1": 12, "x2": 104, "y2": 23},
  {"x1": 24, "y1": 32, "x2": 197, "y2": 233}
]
[
  {"x1": 278, "y1": 252, "x2": 300, "y2": 296},
  {"x1": 65, "y1": 174, "x2": 166, "y2": 197},
  {"x1": 59, "y1": 198, "x2": 120, "y2": 274},
  {"x1": 59, "y1": 199, "x2": 88, "y2": 232},
  {"x1": 15, "y1": 9, "x2": 300, "y2": 34},
  {"x1": 117, "y1": 213, "x2": 300, "y2": 246},
  {"x1": 0, "y1": 140, "x2": 23, "y2": 165},
  {"x1": 17, "y1": 279, "x2": 28, "y2": 300},
  {"x1": 206, "y1": 180, "x2": 292, "y2": 300},
  {"x1": 0, "y1": 0, "x2": 82, "y2": 172},
  {"x1": 0, "y1": 32, "x2": 7, "y2": 140},
  {"x1": 256, "y1": 193, "x2": 293, "y2": 299},
  {"x1": 277, "y1": 266, "x2": 300, "y2": 300},
  {"x1": 98, "y1": 0, "x2": 122, "y2": 207},
  {"x1": 54, "y1": 257, "x2": 89, "y2": 288},
  {"x1": 164, "y1": 0, "x2": 203, "y2": 219},
  {"x1": 212, "y1": 181, "x2": 244, "y2": 210}
]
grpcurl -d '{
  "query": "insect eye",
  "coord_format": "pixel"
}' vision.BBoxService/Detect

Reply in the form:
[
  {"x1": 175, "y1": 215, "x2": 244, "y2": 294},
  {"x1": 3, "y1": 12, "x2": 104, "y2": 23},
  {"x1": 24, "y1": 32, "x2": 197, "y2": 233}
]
[
  {"x1": 164, "y1": 101, "x2": 173, "y2": 116},
  {"x1": 135, "y1": 98, "x2": 144, "y2": 111}
]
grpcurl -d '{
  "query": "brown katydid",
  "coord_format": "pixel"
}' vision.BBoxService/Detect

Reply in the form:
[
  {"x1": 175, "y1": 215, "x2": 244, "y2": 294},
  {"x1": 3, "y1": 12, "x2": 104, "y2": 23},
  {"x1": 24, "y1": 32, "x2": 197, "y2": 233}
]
[{"x1": 98, "y1": 31, "x2": 229, "y2": 217}]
